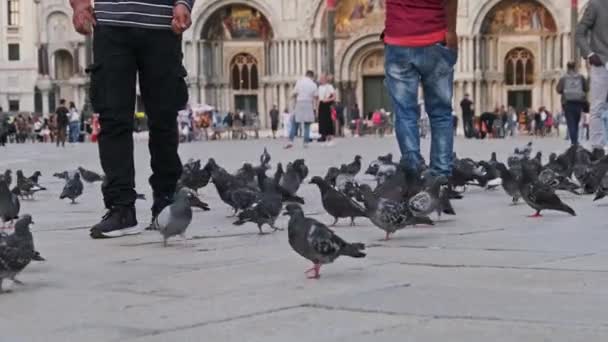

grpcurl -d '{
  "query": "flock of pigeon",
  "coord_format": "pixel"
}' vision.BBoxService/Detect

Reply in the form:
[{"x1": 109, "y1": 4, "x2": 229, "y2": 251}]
[{"x1": 1, "y1": 142, "x2": 607, "y2": 291}]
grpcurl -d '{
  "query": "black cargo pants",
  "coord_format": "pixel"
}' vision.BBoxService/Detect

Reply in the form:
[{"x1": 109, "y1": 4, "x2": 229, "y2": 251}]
[{"x1": 89, "y1": 25, "x2": 187, "y2": 209}]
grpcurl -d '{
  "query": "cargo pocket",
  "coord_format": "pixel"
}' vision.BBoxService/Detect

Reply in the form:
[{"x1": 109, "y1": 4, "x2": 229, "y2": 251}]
[
  {"x1": 175, "y1": 65, "x2": 189, "y2": 110},
  {"x1": 86, "y1": 63, "x2": 106, "y2": 113}
]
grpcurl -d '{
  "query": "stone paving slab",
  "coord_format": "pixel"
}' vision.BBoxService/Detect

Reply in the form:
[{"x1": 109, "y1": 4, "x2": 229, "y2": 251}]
[{"x1": 1, "y1": 136, "x2": 608, "y2": 341}]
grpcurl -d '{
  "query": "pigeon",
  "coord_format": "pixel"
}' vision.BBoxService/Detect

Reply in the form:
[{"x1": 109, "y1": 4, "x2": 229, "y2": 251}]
[
  {"x1": 53, "y1": 171, "x2": 70, "y2": 180},
  {"x1": 575, "y1": 155, "x2": 608, "y2": 194},
  {"x1": 309, "y1": 176, "x2": 367, "y2": 226},
  {"x1": 593, "y1": 174, "x2": 608, "y2": 202},
  {"x1": 206, "y1": 158, "x2": 256, "y2": 215},
  {"x1": 537, "y1": 168, "x2": 581, "y2": 195},
  {"x1": 408, "y1": 176, "x2": 455, "y2": 219},
  {"x1": 0, "y1": 179, "x2": 20, "y2": 229},
  {"x1": 0, "y1": 215, "x2": 36, "y2": 292},
  {"x1": 278, "y1": 159, "x2": 308, "y2": 197},
  {"x1": 15, "y1": 170, "x2": 47, "y2": 200},
  {"x1": 188, "y1": 192, "x2": 210, "y2": 211},
  {"x1": 260, "y1": 147, "x2": 271, "y2": 167},
  {"x1": 357, "y1": 184, "x2": 433, "y2": 240},
  {"x1": 495, "y1": 163, "x2": 521, "y2": 205},
  {"x1": 155, "y1": 188, "x2": 195, "y2": 247},
  {"x1": 323, "y1": 167, "x2": 341, "y2": 187},
  {"x1": 136, "y1": 193, "x2": 147, "y2": 201},
  {"x1": 284, "y1": 204, "x2": 366, "y2": 279},
  {"x1": 519, "y1": 163, "x2": 576, "y2": 217},
  {"x1": 77, "y1": 166, "x2": 104, "y2": 183},
  {"x1": 177, "y1": 159, "x2": 211, "y2": 194},
  {"x1": 233, "y1": 171, "x2": 284, "y2": 234},
  {"x1": 343, "y1": 155, "x2": 362, "y2": 176},
  {"x1": 0, "y1": 170, "x2": 12, "y2": 187},
  {"x1": 28, "y1": 171, "x2": 42, "y2": 184},
  {"x1": 60, "y1": 173, "x2": 84, "y2": 204}
]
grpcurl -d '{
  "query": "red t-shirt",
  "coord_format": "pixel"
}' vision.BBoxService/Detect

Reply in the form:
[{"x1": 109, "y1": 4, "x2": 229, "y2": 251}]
[{"x1": 384, "y1": 0, "x2": 447, "y2": 47}]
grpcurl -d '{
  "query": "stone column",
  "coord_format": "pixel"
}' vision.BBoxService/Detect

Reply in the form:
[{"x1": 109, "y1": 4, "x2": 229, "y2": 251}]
[
  {"x1": 316, "y1": 39, "x2": 323, "y2": 75},
  {"x1": 308, "y1": 40, "x2": 314, "y2": 73},
  {"x1": 278, "y1": 83, "x2": 286, "y2": 114},
  {"x1": 326, "y1": 0, "x2": 336, "y2": 75},
  {"x1": 563, "y1": 33, "x2": 570, "y2": 67}
]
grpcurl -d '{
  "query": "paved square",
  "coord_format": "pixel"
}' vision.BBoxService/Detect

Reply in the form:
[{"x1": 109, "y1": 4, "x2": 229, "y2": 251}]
[{"x1": 1, "y1": 136, "x2": 608, "y2": 341}]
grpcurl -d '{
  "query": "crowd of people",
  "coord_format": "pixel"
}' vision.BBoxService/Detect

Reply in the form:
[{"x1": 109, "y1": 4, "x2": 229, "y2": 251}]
[{"x1": 0, "y1": 99, "x2": 99, "y2": 147}]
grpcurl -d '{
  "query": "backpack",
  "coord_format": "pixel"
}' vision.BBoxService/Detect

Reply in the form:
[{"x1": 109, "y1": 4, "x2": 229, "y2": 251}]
[{"x1": 562, "y1": 74, "x2": 586, "y2": 102}]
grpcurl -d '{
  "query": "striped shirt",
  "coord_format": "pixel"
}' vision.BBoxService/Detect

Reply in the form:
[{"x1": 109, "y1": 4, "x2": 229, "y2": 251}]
[{"x1": 94, "y1": 0, "x2": 195, "y2": 30}]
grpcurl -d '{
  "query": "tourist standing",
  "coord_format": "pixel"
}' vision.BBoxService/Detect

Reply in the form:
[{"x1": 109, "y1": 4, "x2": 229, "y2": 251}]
[
  {"x1": 55, "y1": 99, "x2": 69, "y2": 147},
  {"x1": 69, "y1": 102, "x2": 81, "y2": 143},
  {"x1": 577, "y1": 0, "x2": 608, "y2": 150},
  {"x1": 317, "y1": 74, "x2": 336, "y2": 144},
  {"x1": 334, "y1": 101, "x2": 345, "y2": 137},
  {"x1": 557, "y1": 61, "x2": 588, "y2": 145},
  {"x1": 384, "y1": 0, "x2": 458, "y2": 177},
  {"x1": 460, "y1": 94, "x2": 474, "y2": 138},
  {"x1": 285, "y1": 70, "x2": 318, "y2": 149},
  {"x1": 71, "y1": 0, "x2": 193, "y2": 238},
  {"x1": 507, "y1": 106, "x2": 517, "y2": 137},
  {"x1": 349, "y1": 103, "x2": 361, "y2": 137},
  {"x1": 269, "y1": 105, "x2": 279, "y2": 139},
  {"x1": 281, "y1": 107, "x2": 292, "y2": 138}
]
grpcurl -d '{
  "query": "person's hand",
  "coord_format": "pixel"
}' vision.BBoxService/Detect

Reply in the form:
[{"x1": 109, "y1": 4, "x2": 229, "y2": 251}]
[
  {"x1": 71, "y1": 0, "x2": 95, "y2": 35},
  {"x1": 172, "y1": 3, "x2": 192, "y2": 35},
  {"x1": 445, "y1": 31, "x2": 459, "y2": 50},
  {"x1": 588, "y1": 53, "x2": 604, "y2": 67}
]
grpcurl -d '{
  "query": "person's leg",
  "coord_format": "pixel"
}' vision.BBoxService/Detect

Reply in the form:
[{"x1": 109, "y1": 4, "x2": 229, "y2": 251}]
[
  {"x1": 589, "y1": 66, "x2": 608, "y2": 148},
  {"x1": 420, "y1": 44, "x2": 456, "y2": 177},
  {"x1": 564, "y1": 103, "x2": 581, "y2": 145},
  {"x1": 137, "y1": 29, "x2": 185, "y2": 220},
  {"x1": 303, "y1": 122, "x2": 311, "y2": 144},
  {"x1": 91, "y1": 26, "x2": 138, "y2": 209},
  {"x1": 384, "y1": 44, "x2": 423, "y2": 173}
]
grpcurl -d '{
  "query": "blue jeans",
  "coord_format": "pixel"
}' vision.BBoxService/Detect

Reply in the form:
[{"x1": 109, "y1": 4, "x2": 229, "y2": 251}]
[
  {"x1": 602, "y1": 109, "x2": 608, "y2": 145},
  {"x1": 69, "y1": 121, "x2": 80, "y2": 143},
  {"x1": 289, "y1": 121, "x2": 311, "y2": 144},
  {"x1": 385, "y1": 43, "x2": 456, "y2": 176}
]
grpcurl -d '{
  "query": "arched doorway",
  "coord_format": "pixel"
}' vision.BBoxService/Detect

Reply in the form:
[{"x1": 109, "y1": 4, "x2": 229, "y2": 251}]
[
  {"x1": 231, "y1": 53, "x2": 259, "y2": 114},
  {"x1": 478, "y1": 0, "x2": 558, "y2": 112},
  {"x1": 505, "y1": 47, "x2": 535, "y2": 112},
  {"x1": 53, "y1": 50, "x2": 75, "y2": 104},
  {"x1": 360, "y1": 50, "x2": 392, "y2": 116},
  {"x1": 200, "y1": 3, "x2": 272, "y2": 121}
]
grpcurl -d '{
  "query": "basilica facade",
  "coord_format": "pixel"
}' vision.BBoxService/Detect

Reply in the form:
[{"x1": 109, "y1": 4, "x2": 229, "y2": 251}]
[{"x1": 0, "y1": 0, "x2": 592, "y2": 128}]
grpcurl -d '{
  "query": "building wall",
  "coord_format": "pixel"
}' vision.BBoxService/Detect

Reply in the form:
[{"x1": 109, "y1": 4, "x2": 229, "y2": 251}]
[{"x1": 0, "y1": 0, "x2": 593, "y2": 123}]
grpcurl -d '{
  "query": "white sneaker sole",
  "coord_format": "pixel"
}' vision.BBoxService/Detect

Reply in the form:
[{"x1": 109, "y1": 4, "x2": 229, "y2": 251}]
[{"x1": 101, "y1": 225, "x2": 143, "y2": 238}]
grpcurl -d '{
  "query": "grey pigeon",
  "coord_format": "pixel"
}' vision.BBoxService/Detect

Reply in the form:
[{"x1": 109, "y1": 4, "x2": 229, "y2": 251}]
[
  {"x1": 60, "y1": 173, "x2": 84, "y2": 204},
  {"x1": 260, "y1": 147, "x2": 271, "y2": 167},
  {"x1": 177, "y1": 159, "x2": 211, "y2": 194},
  {"x1": 15, "y1": 170, "x2": 46, "y2": 200},
  {"x1": 519, "y1": 163, "x2": 576, "y2": 218},
  {"x1": 28, "y1": 171, "x2": 42, "y2": 184},
  {"x1": 495, "y1": 163, "x2": 521, "y2": 204},
  {"x1": 78, "y1": 166, "x2": 104, "y2": 183},
  {"x1": 155, "y1": 188, "x2": 194, "y2": 247},
  {"x1": 53, "y1": 171, "x2": 70, "y2": 180},
  {"x1": 408, "y1": 176, "x2": 455, "y2": 219},
  {"x1": 309, "y1": 176, "x2": 367, "y2": 226},
  {"x1": 284, "y1": 204, "x2": 366, "y2": 279},
  {"x1": 343, "y1": 155, "x2": 362, "y2": 176},
  {"x1": 0, "y1": 215, "x2": 35, "y2": 293},
  {"x1": 593, "y1": 174, "x2": 608, "y2": 202},
  {"x1": 357, "y1": 184, "x2": 433, "y2": 240},
  {"x1": 0, "y1": 170, "x2": 12, "y2": 187},
  {"x1": 0, "y1": 179, "x2": 20, "y2": 229}
]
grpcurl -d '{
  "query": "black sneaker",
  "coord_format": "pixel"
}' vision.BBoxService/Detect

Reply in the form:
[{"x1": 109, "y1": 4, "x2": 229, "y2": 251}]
[
  {"x1": 90, "y1": 206, "x2": 140, "y2": 239},
  {"x1": 145, "y1": 195, "x2": 173, "y2": 231}
]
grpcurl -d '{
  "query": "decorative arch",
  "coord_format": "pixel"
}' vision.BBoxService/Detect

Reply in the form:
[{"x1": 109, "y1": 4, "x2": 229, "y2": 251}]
[
  {"x1": 191, "y1": 0, "x2": 278, "y2": 41},
  {"x1": 53, "y1": 49, "x2": 74, "y2": 80},
  {"x1": 470, "y1": 0, "x2": 562, "y2": 35},
  {"x1": 304, "y1": 0, "x2": 326, "y2": 37},
  {"x1": 336, "y1": 30, "x2": 384, "y2": 82},
  {"x1": 504, "y1": 47, "x2": 535, "y2": 86},
  {"x1": 230, "y1": 53, "x2": 259, "y2": 90},
  {"x1": 46, "y1": 11, "x2": 71, "y2": 43}
]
